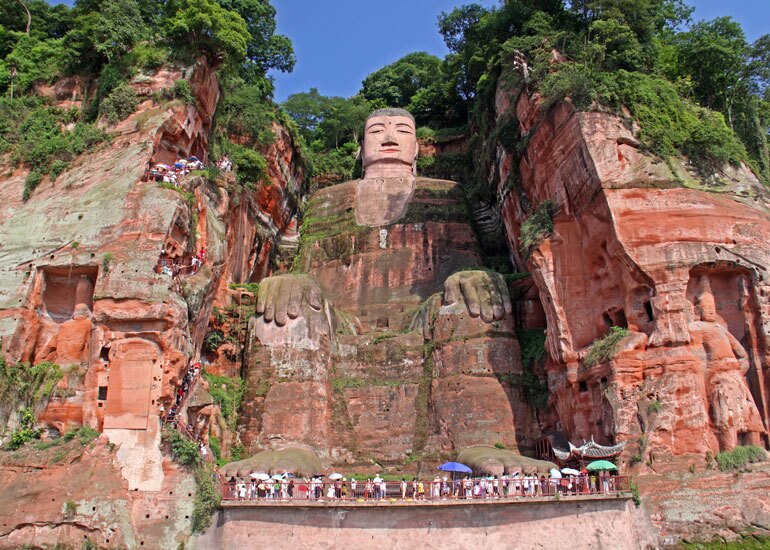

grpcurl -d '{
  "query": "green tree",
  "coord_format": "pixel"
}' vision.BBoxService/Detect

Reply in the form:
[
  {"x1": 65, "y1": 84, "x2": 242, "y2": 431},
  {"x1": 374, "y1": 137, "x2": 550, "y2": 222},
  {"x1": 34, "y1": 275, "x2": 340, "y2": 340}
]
[
  {"x1": 317, "y1": 94, "x2": 372, "y2": 148},
  {"x1": 165, "y1": 0, "x2": 249, "y2": 69},
  {"x1": 361, "y1": 51, "x2": 442, "y2": 109},
  {"x1": 0, "y1": 33, "x2": 68, "y2": 94},
  {"x1": 282, "y1": 90, "x2": 373, "y2": 149},
  {"x1": 672, "y1": 17, "x2": 749, "y2": 122},
  {"x1": 217, "y1": 83, "x2": 276, "y2": 145},
  {"x1": 281, "y1": 87, "x2": 332, "y2": 143},
  {"x1": 666, "y1": 18, "x2": 769, "y2": 179},
  {"x1": 218, "y1": 0, "x2": 295, "y2": 79},
  {"x1": 90, "y1": 0, "x2": 147, "y2": 62},
  {"x1": 0, "y1": 0, "x2": 72, "y2": 57}
]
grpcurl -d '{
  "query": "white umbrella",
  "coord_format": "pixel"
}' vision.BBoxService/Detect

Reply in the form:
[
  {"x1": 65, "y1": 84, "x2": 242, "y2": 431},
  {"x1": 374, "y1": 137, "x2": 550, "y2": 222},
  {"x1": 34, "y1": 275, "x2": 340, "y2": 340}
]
[
  {"x1": 328, "y1": 473, "x2": 344, "y2": 480},
  {"x1": 250, "y1": 472, "x2": 270, "y2": 480},
  {"x1": 271, "y1": 474, "x2": 284, "y2": 480},
  {"x1": 561, "y1": 468, "x2": 580, "y2": 476},
  {"x1": 549, "y1": 468, "x2": 563, "y2": 478}
]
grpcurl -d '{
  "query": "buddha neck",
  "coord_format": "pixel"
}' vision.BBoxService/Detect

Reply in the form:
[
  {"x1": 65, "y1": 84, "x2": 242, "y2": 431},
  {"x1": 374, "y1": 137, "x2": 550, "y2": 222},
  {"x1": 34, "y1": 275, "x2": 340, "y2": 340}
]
[{"x1": 363, "y1": 163, "x2": 414, "y2": 179}]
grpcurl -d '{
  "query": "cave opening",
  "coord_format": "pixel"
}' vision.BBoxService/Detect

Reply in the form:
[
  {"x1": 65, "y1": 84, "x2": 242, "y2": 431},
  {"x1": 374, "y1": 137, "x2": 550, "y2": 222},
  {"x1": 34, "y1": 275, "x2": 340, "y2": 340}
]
[
  {"x1": 644, "y1": 301, "x2": 653, "y2": 322},
  {"x1": 40, "y1": 266, "x2": 98, "y2": 323}
]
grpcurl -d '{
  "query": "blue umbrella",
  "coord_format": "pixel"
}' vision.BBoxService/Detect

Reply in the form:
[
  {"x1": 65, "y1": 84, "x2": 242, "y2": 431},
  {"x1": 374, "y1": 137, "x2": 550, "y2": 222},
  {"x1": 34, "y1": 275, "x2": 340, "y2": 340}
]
[
  {"x1": 174, "y1": 162, "x2": 185, "y2": 169},
  {"x1": 438, "y1": 461, "x2": 472, "y2": 473}
]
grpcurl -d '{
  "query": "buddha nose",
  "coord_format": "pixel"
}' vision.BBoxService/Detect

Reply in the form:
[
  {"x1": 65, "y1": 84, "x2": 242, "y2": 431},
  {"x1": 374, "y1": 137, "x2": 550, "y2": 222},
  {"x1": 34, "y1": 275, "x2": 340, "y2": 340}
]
[{"x1": 383, "y1": 131, "x2": 397, "y2": 144}]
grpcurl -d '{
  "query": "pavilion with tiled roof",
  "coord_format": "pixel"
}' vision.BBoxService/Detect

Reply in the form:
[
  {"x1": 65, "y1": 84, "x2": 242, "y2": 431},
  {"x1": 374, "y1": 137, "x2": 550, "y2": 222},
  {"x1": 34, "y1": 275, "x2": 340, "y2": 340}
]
[{"x1": 536, "y1": 433, "x2": 626, "y2": 468}]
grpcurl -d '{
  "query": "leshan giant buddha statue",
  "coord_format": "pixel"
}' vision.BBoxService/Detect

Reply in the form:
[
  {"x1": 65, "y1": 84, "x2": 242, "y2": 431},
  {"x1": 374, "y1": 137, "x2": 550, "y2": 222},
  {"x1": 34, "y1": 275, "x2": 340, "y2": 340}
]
[{"x1": 244, "y1": 108, "x2": 534, "y2": 463}]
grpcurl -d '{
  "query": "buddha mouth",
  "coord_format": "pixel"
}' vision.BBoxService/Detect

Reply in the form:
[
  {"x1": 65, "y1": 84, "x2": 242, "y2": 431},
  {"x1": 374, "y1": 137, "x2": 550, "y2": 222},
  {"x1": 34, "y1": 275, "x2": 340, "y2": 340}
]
[{"x1": 381, "y1": 148, "x2": 400, "y2": 153}]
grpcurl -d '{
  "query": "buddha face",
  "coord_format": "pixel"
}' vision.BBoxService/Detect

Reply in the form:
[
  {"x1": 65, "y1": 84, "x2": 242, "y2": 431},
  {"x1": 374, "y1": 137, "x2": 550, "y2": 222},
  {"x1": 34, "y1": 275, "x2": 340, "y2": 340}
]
[
  {"x1": 362, "y1": 115, "x2": 417, "y2": 177},
  {"x1": 698, "y1": 292, "x2": 717, "y2": 323}
]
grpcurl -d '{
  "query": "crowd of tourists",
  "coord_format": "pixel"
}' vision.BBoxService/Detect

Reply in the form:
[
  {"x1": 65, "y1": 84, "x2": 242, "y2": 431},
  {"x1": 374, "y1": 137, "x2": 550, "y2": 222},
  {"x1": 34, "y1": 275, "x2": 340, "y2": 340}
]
[
  {"x1": 162, "y1": 360, "x2": 201, "y2": 426},
  {"x1": 147, "y1": 156, "x2": 206, "y2": 185},
  {"x1": 157, "y1": 246, "x2": 207, "y2": 281},
  {"x1": 160, "y1": 359, "x2": 215, "y2": 462},
  {"x1": 222, "y1": 471, "x2": 625, "y2": 502}
]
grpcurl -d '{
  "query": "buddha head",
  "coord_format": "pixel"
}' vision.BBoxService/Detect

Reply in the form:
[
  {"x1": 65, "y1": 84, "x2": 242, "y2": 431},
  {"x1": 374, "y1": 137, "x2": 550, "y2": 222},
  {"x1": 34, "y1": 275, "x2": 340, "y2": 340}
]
[
  {"x1": 361, "y1": 108, "x2": 418, "y2": 178},
  {"x1": 696, "y1": 275, "x2": 717, "y2": 323}
]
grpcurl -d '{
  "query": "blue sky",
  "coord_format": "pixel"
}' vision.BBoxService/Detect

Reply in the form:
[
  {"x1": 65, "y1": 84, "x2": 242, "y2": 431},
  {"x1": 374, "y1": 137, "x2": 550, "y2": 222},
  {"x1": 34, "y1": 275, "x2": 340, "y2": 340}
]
[{"x1": 48, "y1": 0, "x2": 770, "y2": 101}]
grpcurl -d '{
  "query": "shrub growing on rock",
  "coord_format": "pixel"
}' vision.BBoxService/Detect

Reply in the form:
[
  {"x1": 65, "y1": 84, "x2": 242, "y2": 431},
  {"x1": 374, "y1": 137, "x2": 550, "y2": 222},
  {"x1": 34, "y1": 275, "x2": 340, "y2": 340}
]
[
  {"x1": 519, "y1": 200, "x2": 556, "y2": 258},
  {"x1": 162, "y1": 426, "x2": 201, "y2": 467},
  {"x1": 585, "y1": 326, "x2": 630, "y2": 367},
  {"x1": 100, "y1": 83, "x2": 139, "y2": 123}
]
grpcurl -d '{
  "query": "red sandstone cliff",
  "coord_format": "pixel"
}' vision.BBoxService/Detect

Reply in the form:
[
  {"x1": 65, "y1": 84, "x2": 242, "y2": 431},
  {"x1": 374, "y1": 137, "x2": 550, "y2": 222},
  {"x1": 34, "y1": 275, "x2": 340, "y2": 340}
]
[
  {"x1": 0, "y1": 58, "x2": 304, "y2": 547},
  {"x1": 489, "y1": 65, "x2": 770, "y2": 537},
  {"x1": 2, "y1": 47, "x2": 770, "y2": 547}
]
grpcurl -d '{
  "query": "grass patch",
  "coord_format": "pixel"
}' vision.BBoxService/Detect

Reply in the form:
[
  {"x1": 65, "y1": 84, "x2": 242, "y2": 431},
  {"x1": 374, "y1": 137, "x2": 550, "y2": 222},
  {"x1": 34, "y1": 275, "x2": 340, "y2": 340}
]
[
  {"x1": 5, "y1": 408, "x2": 41, "y2": 450},
  {"x1": 331, "y1": 378, "x2": 406, "y2": 392},
  {"x1": 714, "y1": 445, "x2": 766, "y2": 472},
  {"x1": 681, "y1": 534, "x2": 770, "y2": 549},
  {"x1": 63, "y1": 426, "x2": 99, "y2": 446},
  {"x1": 100, "y1": 83, "x2": 139, "y2": 123},
  {"x1": 370, "y1": 332, "x2": 398, "y2": 345},
  {"x1": 191, "y1": 464, "x2": 221, "y2": 533},
  {"x1": 416, "y1": 152, "x2": 469, "y2": 180},
  {"x1": 502, "y1": 329, "x2": 549, "y2": 410},
  {"x1": 585, "y1": 326, "x2": 629, "y2": 367},
  {"x1": 162, "y1": 425, "x2": 201, "y2": 468},
  {"x1": 63, "y1": 500, "x2": 77, "y2": 519},
  {"x1": 23, "y1": 170, "x2": 44, "y2": 201},
  {"x1": 157, "y1": 182, "x2": 195, "y2": 207},
  {"x1": 629, "y1": 479, "x2": 641, "y2": 506},
  {"x1": 101, "y1": 253, "x2": 114, "y2": 274}
]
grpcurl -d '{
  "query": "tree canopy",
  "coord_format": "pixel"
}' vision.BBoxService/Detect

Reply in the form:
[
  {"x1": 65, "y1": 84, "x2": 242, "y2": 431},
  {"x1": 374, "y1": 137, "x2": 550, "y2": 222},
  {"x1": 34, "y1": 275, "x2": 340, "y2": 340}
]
[{"x1": 0, "y1": 0, "x2": 293, "y2": 96}]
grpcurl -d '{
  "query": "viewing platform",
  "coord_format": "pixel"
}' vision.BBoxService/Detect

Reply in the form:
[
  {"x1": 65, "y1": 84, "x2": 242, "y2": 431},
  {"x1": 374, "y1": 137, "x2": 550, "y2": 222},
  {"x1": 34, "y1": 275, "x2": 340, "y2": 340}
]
[
  {"x1": 199, "y1": 477, "x2": 641, "y2": 550},
  {"x1": 219, "y1": 475, "x2": 631, "y2": 506}
]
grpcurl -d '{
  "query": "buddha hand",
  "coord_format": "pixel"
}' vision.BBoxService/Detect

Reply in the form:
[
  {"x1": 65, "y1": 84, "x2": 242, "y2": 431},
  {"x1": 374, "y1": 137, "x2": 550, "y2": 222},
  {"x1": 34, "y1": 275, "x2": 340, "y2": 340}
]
[
  {"x1": 443, "y1": 270, "x2": 512, "y2": 323},
  {"x1": 256, "y1": 274, "x2": 324, "y2": 326}
]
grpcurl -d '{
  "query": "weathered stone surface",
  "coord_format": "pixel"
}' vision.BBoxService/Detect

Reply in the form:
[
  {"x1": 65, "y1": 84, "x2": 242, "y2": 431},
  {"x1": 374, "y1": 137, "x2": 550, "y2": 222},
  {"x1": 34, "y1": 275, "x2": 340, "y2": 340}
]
[
  {"x1": 497, "y1": 79, "x2": 770, "y2": 457},
  {"x1": 0, "y1": 439, "x2": 195, "y2": 549},
  {"x1": 196, "y1": 498, "x2": 657, "y2": 550}
]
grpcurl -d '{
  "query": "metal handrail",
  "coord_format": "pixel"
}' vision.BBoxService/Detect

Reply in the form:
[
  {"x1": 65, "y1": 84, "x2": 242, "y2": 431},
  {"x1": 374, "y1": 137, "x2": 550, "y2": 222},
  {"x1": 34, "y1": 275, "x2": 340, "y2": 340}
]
[{"x1": 220, "y1": 475, "x2": 631, "y2": 502}]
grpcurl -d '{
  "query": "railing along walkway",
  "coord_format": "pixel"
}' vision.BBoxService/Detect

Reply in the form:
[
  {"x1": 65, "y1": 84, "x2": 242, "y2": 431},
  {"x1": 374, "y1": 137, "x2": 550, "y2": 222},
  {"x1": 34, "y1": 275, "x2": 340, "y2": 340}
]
[{"x1": 221, "y1": 476, "x2": 630, "y2": 504}]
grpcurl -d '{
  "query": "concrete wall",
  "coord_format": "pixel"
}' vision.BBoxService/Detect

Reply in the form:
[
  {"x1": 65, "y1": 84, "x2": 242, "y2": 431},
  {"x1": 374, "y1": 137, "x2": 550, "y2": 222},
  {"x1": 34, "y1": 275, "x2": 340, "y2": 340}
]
[{"x1": 194, "y1": 496, "x2": 658, "y2": 550}]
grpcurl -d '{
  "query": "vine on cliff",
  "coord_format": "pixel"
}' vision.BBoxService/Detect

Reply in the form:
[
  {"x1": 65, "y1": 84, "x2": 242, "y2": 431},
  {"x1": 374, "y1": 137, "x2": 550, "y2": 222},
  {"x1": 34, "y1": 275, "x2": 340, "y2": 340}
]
[
  {"x1": 0, "y1": 358, "x2": 62, "y2": 426},
  {"x1": 204, "y1": 371, "x2": 245, "y2": 431}
]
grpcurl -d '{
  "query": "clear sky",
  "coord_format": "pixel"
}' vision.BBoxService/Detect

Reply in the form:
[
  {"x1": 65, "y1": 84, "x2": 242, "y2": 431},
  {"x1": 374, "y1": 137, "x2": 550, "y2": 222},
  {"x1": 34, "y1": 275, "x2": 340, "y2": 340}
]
[{"x1": 46, "y1": 0, "x2": 770, "y2": 102}]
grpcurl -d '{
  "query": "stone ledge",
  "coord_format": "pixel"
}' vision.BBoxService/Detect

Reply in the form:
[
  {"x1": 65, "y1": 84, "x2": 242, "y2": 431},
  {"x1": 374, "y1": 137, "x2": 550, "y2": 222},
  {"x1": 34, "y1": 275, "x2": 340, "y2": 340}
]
[{"x1": 221, "y1": 493, "x2": 632, "y2": 509}]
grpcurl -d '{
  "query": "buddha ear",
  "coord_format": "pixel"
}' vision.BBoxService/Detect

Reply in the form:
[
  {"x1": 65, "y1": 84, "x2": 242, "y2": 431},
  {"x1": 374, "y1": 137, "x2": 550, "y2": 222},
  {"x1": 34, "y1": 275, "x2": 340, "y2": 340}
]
[{"x1": 357, "y1": 145, "x2": 364, "y2": 178}]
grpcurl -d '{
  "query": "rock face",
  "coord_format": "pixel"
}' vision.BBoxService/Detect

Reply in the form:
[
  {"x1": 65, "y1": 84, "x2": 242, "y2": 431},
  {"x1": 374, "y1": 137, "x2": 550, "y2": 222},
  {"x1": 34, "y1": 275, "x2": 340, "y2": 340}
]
[
  {"x1": 0, "y1": 57, "x2": 305, "y2": 546},
  {"x1": 494, "y1": 78, "x2": 770, "y2": 463}
]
